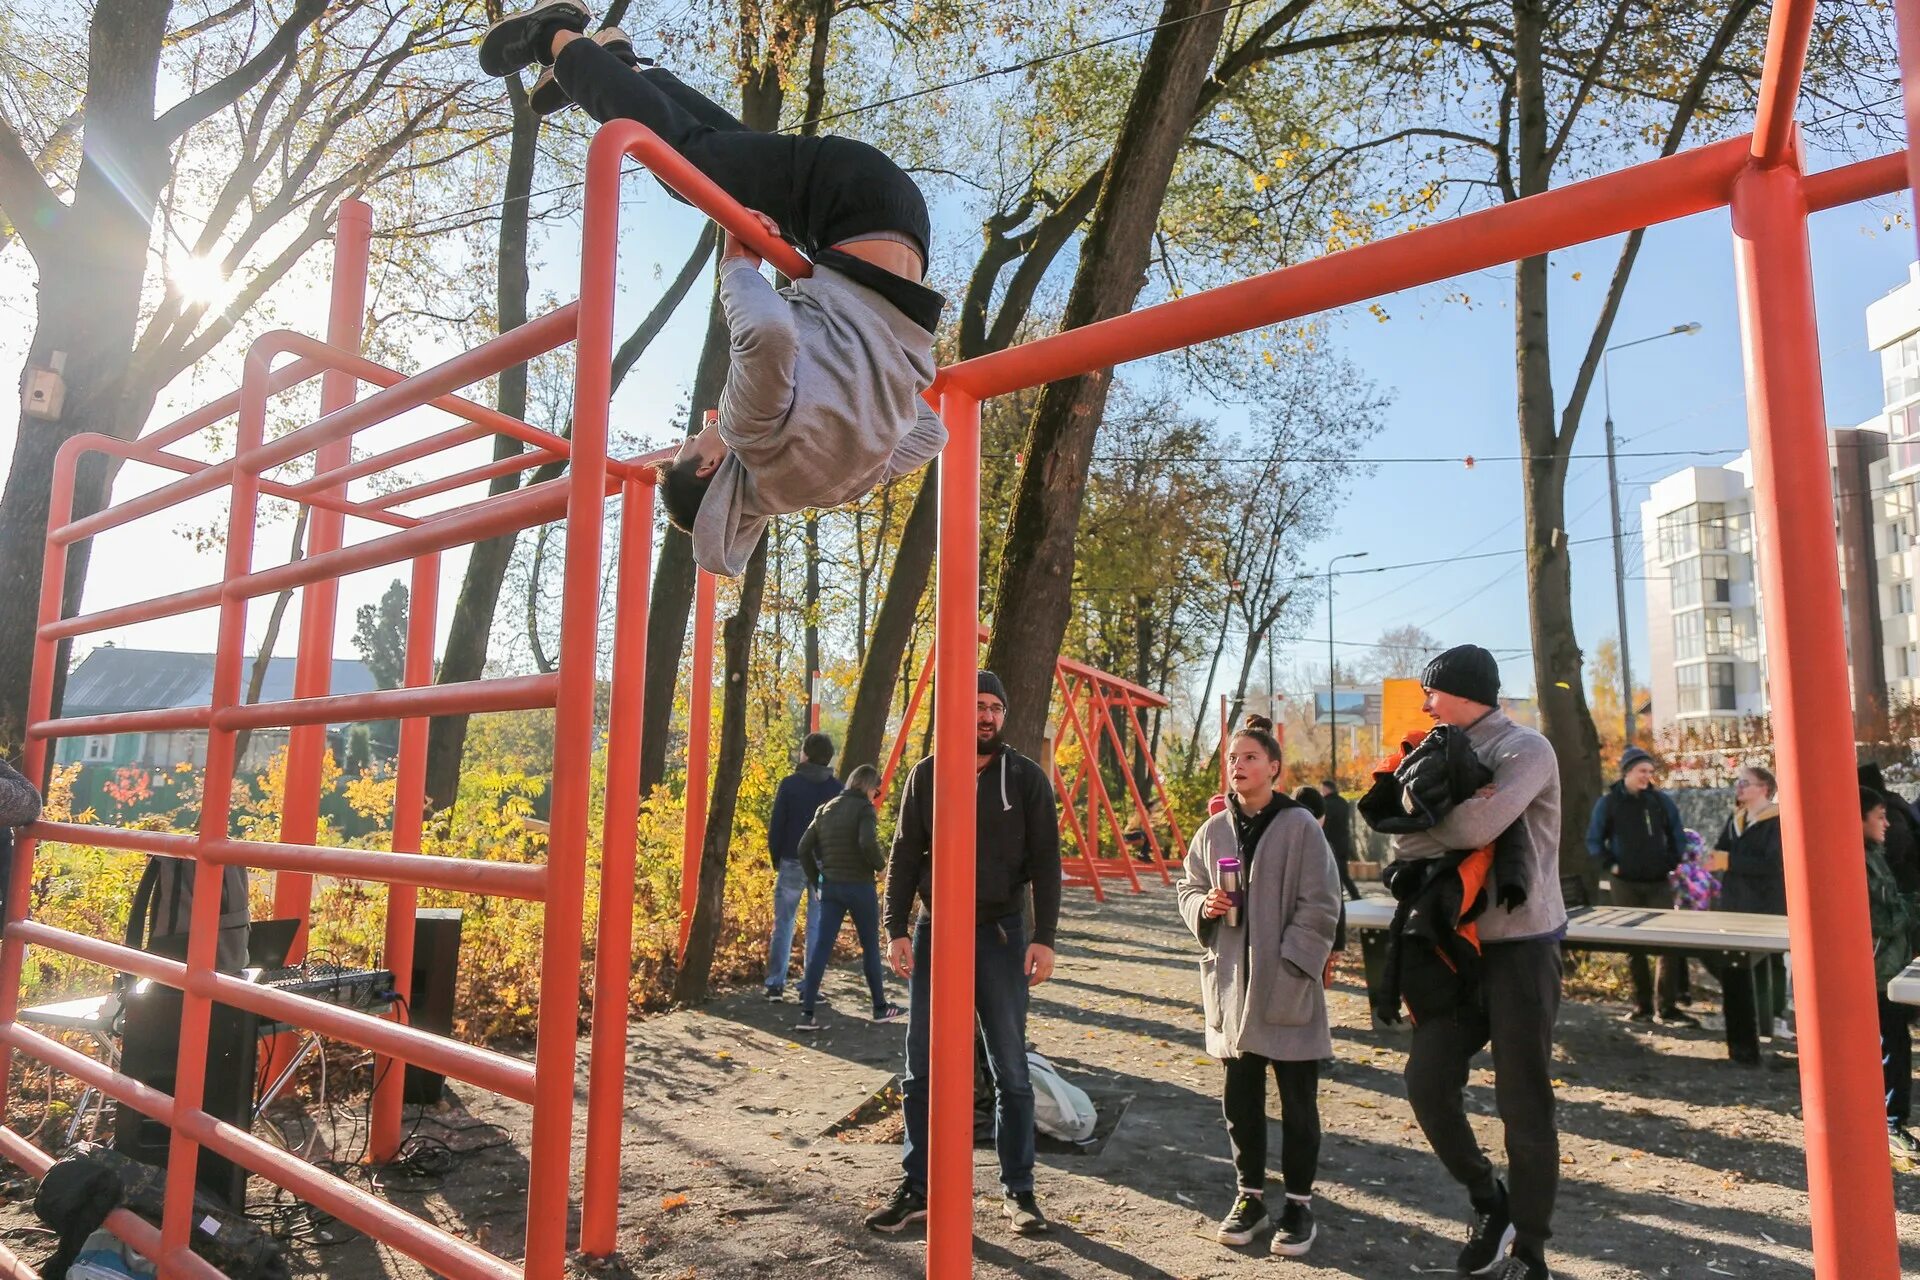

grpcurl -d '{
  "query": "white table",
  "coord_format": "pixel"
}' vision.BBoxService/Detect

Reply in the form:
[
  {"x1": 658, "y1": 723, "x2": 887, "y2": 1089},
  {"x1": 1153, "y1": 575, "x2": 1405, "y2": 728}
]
[
  {"x1": 1891, "y1": 958, "x2": 1920, "y2": 1007},
  {"x1": 1343, "y1": 896, "x2": 1789, "y2": 954},
  {"x1": 18, "y1": 993, "x2": 120, "y2": 1144}
]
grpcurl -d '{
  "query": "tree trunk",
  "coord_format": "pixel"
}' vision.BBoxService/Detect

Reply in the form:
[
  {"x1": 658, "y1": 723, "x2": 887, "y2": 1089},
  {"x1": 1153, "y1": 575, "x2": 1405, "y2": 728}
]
[
  {"x1": 422, "y1": 77, "x2": 539, "y2": 811},
  {"x1": 984, "y1": 0, "x2": 1232, "y2": 756},
  {"x1": 671, "y1": 528, "x2": 770, "y2": 1002},
  {"x1": 840, "y1": 466, "x2": 935, "y2": 774},
  {"x1": 0, "y1": 0, "x2": 172, "y2": 756},
  {"x1": 803, "y1": 512, "x2": 819, "y2": 730},
  {"x1": 1512, "y1": 0, "x2": 1601, "y2": 883}
]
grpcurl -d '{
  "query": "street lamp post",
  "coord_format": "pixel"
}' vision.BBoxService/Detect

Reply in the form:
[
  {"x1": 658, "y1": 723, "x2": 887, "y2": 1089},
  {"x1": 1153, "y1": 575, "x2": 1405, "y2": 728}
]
[
  {"x1": 1326, "y1": 551, "x2": 1369, "y2": 788},
  {"x1": 1602, "y1": 322, "x2": 1702, "y2": 747}
]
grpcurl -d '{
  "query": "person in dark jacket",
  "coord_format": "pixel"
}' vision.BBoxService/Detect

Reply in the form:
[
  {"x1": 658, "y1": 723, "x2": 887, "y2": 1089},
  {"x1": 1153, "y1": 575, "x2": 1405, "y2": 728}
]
[
  {"x1": 764, "y1": 733, "x2": 842, "y2": 999},
  {"x1": 1712, "y1": 763, "x2": 1787, "y2": 1065},
  {"x1": 1859, "y1": 762, "x2": 1920, "y2": 897},
  {"x1": 1863, "y1": 788, "x2": 1920, "y2": 1160},
  {"x1": 1586, "y1": 746, "x2": 1693, "y2": 1025},
  {"x1": 1318, "y1": 780, "x2": 1362, "y2": 900},
  {"x1": 866, "y1": 671, "x2": 1061, "y2": 1239},
  {"x1": 796, "y1": 765, "x2": 901, "y2": 1030}
]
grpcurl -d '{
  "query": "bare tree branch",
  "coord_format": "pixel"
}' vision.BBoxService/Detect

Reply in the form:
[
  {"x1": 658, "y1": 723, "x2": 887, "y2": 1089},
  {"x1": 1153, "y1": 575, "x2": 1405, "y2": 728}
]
[
  {"x1": 0, "y1": 112, "x2": 62, "y2": 260},
  {"x1": 153, "y1": 0, "x2": 329, "y2": 144}
]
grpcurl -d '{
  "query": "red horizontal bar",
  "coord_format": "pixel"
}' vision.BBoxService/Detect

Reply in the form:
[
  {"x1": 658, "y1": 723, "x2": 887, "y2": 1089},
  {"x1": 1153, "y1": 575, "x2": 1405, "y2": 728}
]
[
  {"x1": 296, "y1": 421, "x2": 494, "y2": 498},
  {"x1": 0, "y1": 1128, "x2": 224, "y2": 1280},
  {"x1": 210, "y1": 673, "x2": 559, "y2": 732},
  {"x1": 0, "y1": 1024, "x2": 518, "y2": 1280},
  {"x1": 367, "y1": 449, "x2": 566, "y2": 511},
  {"x1": 201, "y1": 837, "x2": 550, "y2": 899},
  {"x1": 9, "y1": 922, "x2": 537, "y2": 1102},
  {"x1": 39, "y1": 582, "x2": 224, "y2": 642},
  {"x1": 26, "y1": 821, "x2": 197, "y2": 858},
  {"x1": 139, "y1": 356, "x2": 322, "y2": 452},
  {"x1": 1054, "y1": 654, "x2": 1168, "y2": 708},
  {"x1": 940, "y1": 135, "x2": 1752, "y2": 401},
  {"x1": 227, "y1": 476, "x2": 573, "y2": 602},
  {"x1": 1804, "y1": 150, "x2": 1910, "y2": 212},
  {"x1": 27, "y1": 704, "x2": 211, "y2": 740}
]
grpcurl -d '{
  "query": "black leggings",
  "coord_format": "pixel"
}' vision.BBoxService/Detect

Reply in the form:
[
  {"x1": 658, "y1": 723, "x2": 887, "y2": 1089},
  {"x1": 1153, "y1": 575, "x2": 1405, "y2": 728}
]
[
  {"x1": 1222, "y1": 1054, "x2": 1321, "y2": 1197},
  {"x1": 1882, "y1": 994, "x2": 1914, "y2": 1126},
  {"x1": 550, "y1": 38, "x2": 930, "y2": 259}
]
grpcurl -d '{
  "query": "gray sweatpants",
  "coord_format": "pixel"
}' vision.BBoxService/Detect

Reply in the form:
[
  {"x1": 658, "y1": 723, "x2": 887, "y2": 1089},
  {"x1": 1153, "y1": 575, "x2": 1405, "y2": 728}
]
[{"x1": 1405, "y1": 937, "x2": 1563, "y2": 1253}]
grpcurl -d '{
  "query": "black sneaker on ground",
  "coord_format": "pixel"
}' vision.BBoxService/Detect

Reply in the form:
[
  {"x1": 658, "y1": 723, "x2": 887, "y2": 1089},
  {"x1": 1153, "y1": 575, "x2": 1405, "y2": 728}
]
[
  {"x1": 1271, "y1": 1198, "x2": 1315, "y2": 1257},
  {"x1": 864, "y1": 1180, "x2": 927, "y2": 1233},
  {"x1": 1003, "y1": 1190, "x2": 1049, "y2": 1235},
  {"x1": 1658, "y1": 1008, "x2": 1702, "y2": 1028},
  {"x1": 873, "y1": 1003, "x2": 905, "y2": 1022},
  {"x1": 1487, "y1": 1251, "x2": 1553, "y2": 1279},
  {"x1": 1621, "y1": 1008, "x2": 1656, "y2": 1024},
  {"x1": 1214, "y1": 1193, "x2": 1268, "y2": 1245},
  {"x1": 765, "y1": 985, "x2": 785, "y2": 1002},
  {"x1": 795, "y1": 1011, "x2": 822, "y2": 1032},
  {"x1": 479, "y1": 0, "x2": 592, "y2": 77},
  {"x1": 528, "y1": 26, "x2": 649, "y2": 114},
  {"x1": 1457, "y1": 1182, "x2": 1515, "y2": 1276}
]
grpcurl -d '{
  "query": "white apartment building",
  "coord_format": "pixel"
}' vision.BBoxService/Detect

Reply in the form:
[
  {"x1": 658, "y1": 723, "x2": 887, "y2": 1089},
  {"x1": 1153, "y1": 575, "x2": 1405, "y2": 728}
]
[{"x1": 1641, "y1": 263, "x2": 1920, "y2": 734}]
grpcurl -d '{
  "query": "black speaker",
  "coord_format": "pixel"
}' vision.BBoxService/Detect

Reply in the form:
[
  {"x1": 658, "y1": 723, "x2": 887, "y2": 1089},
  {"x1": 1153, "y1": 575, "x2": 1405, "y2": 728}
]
[
  {"x1": 403, "y1": 908, "x2": 463, "y2": 1105},
  {"x1": 114, "y1": 981, "x2": 257, "y2": 1208}
]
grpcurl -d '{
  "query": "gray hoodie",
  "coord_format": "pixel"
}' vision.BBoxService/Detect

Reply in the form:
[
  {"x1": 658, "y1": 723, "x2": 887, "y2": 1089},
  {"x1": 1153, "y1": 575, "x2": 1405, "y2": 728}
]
[
  {"x1": 1388, "y1": 708, "x2": 1566, "y2": 942},
  {"x1": 693, "y1": 258, "x2": 947, "y2": 575}
]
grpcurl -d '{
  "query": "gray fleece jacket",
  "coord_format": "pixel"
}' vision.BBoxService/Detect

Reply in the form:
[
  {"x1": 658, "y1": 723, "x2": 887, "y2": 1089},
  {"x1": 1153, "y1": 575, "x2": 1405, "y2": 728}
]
[
  {"x1": 694, "y1": 258, "x2": 947, "y2": 576},
  {"x1": 1388, "y1": 709, "x2": 1566, "y2": 942}
]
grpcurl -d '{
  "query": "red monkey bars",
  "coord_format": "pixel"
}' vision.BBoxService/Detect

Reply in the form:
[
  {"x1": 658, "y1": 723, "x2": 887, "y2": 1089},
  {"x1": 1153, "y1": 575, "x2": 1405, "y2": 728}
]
[{"x1": 0, "y1": 3, "x2": 1911, "y2": 1275}]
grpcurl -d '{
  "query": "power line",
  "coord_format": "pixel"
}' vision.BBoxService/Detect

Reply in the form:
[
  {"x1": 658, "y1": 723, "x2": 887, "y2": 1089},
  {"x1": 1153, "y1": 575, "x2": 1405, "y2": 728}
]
[{"x1": 1009, "y1": 445, "x2": 1747, "y2": 467}]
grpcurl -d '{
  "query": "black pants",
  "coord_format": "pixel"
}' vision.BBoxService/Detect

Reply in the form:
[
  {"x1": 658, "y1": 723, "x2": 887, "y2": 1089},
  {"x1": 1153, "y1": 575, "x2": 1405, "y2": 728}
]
[
  {"x1": 1718, "y1": 953, "x2": 1787, "y2": 1060},
  {"x1": 1405, "y1": 938, "x2": 1562, "y2": 1253},
  {"x1": 1222, "y1": 1054, "x2": 1320, "y2": 1197},
  {"x1": 550, "y1": 38, "x2": 930, "y2": 258},
  {"x1": 1882, "y1": 994, "x2": 1914, "y2": 1126},
  {"x1": 1609, "y1": 878, "x2": 1682, "y2": 1015}
]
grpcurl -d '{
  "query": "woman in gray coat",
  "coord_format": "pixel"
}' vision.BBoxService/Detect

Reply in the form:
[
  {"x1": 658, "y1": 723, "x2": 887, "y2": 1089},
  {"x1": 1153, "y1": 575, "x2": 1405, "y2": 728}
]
[{"x1": 1177, "y1": 716, "x2": 1342, "y2": 1258}]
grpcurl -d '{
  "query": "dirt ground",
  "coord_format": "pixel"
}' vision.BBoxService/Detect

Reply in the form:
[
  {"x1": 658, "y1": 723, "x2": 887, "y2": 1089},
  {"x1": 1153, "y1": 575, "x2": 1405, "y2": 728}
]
[{"x1": 6, "y1": 886, "x2": 1920, "y2": 1278}]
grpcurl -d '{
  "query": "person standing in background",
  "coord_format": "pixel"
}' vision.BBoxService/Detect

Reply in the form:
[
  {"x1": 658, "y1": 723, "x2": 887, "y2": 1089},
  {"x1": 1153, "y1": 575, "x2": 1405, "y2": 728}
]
[
  {"x1": 1585, "y1": 747, "x2": 1693, "y2": 1026},
  {"x1": 1319, "y1": 779, "x2": 1362, "y2": 900},
  {"x1": 765, "y1": 733, "x2": 841, "y2": 1000}
]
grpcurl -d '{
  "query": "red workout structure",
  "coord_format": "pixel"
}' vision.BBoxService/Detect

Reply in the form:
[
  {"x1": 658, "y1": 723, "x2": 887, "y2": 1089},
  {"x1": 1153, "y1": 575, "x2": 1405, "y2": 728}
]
[{"x1": 0, "y1": 2, "x2": 1911, "y2": 1276}]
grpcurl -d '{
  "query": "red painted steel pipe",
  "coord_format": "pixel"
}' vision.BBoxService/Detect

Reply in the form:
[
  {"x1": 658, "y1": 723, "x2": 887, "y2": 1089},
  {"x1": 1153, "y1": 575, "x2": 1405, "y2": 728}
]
[
  {"x1": 878, "y1": 645, "x2": 934, "y2": 805},
  {"x1": 0, "y1": 1024, "x2": 520, "y2": 1280},
  {"x1": 210, "y1": 672, "x2": 559, "y2": 732},
  {"x1": 523, "y1": 113, "x2": 620, "y2": 1280},
  {"x1": 939, "y1": 136, "x2": 1751, "y2": 402},
  {"x1": 0, "y1": 1128, "x2": 223, "y2": 1280},
  {"x1": 582, "y1": 477, "x2": 654, "y2": 1255},
  {"x1": 29, "y1": 704, "x2": 212, "y2": 739},
  {"x1": 1803, "y1": 150, "x2": 1911, "y2": 213},
  {"x1": 138, "y1": 355, "x2": 322, "y2": 452},
  {"x1": 1050, "y1": 757, "x2": 1106, "y2": 902},
  {"x1": 371, "y1": 550, "x2": 440, "y2": 1159},
  {"x1": 1897, "y1": 0, "x2": 1920, "y2": 260},
  {"x1": 365, "y1": 449, "x2": 565, "y2": 510},
  {"x1": 1088, "y1": 679, "x2": 1171, "y2": 883},
  {"x1": 38, "y1": 582, "x2": 225, "y2": 643},
  {"x1": 1055, "y1": 671, "x2": 1142, "y2": 893},
  {"x1": 26, "y1": 821, "x2": 197, "y2": 859},
  {"x1": 1123, "y1": 695, "x2": 1186, "y2": 855},
  {"x1": 1730, "y1": 152, "x2": 1900, "y2": 1278},
  {"x1": 927, "y1": 390, "x2": 981, "y2": 1278},
  {"x1": 679, "y1": 568, "x2": 717, "y2": 958},
  {"x1": 201, "y1": 837, "x2": 549, "y2": 898},
  {"x1": 1751, "y1": 0, "x2": 1818, "y2": 168}
]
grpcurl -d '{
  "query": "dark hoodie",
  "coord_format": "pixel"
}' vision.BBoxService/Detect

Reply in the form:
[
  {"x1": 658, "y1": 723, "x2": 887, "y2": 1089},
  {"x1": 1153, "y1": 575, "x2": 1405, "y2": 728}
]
[
  {"x1": 1859, "y1": 763, "x2": 1920, "y2": 896},
  {"x1": 768, "y1": 762, "x2": 842, "y2": 869},
  {"x1": 1586, "y1": 778, "x2": 1686, "y2": 883}
]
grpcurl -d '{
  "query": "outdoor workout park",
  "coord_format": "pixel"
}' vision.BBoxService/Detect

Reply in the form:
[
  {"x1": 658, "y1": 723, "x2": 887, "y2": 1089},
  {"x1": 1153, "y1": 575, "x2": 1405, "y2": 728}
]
[{"x1": 0, "y1": 0, "x2": 1916, "y2": 1277}]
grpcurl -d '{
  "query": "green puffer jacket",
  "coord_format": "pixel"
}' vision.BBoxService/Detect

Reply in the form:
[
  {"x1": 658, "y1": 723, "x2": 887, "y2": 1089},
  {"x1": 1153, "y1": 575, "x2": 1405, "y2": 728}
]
[
  {"x1": 799, "y1": 790, "x2": 883, "y2": 885},
  {"x1": 1866, "y1": 840, "x2": 1920, "y2": 988}
]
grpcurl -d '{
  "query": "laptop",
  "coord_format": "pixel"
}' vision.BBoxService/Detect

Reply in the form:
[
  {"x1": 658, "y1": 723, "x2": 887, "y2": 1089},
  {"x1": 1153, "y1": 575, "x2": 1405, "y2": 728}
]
[{"x1": 246, "y1": 919, "x2": 301, "y2": 969}]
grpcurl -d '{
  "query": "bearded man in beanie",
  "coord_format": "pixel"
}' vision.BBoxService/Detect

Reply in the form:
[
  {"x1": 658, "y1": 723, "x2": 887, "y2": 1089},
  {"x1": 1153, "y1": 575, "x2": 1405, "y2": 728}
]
[
  {"x1": 1390, "y1": 644, "x2": 1565, "y2": 1280},
  {"x1": 866, "y1": 671, "x2": 1062, "y2": 1237},
  {"x1": 1586, "y1": 747, "x2": 1692, "y2": 1025}
]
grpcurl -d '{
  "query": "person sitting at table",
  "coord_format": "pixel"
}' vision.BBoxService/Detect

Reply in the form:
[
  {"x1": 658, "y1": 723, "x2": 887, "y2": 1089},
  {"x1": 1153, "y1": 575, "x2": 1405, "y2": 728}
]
[
  {"x1": 1711, "y1": 763, "x2": 1785, "y2": 1066},
  {"x1": 1864, "y1": 788, "x2": 1920, "y2": 1163}
]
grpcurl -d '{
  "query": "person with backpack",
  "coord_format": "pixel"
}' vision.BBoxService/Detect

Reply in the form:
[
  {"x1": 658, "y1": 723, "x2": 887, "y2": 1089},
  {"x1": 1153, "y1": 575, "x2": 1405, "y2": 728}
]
[
  {"x1": 794, "y1": 765, "x2": 902, "y2": 1031},
  {"x1": 1585, "y1": 747, "x2": 1693, "y2": 1025},
  {"x1": 1177, "y1": 715, "x2": 1342, "y2": 1259}
]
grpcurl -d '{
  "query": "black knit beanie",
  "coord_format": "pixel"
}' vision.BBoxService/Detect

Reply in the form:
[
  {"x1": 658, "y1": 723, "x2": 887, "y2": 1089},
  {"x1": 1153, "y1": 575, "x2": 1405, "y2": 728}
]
[
  {"x1": 1420, "y1": 644, "x2": 1501, "y2": 707},
  {"x1": 977, "y1": 670, "x2": 1009, "y2": 706}
]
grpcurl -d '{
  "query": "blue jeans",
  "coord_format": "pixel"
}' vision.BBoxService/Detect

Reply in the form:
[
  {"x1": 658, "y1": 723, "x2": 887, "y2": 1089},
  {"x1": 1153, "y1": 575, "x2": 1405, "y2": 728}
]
[
  {"x1": 765, "y1": 859, "x2": 820, "y2": 992},
  {"x1": 901, "y1": 911, "x2": 1035, "y2": 1194},
  {"x1": 799, "y1": 880, "x2": 890, "y2": 1016}
]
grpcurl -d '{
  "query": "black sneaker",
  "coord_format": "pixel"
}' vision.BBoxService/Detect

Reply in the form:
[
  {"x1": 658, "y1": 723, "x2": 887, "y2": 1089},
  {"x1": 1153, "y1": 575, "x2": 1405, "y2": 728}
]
[
  {"x1": 528, "y1": 26, "x2": 648, "y2": 114},
  {"x1": 1271, "y1": 1198, "x2": 1315, "y2": 1257},
  {"x1": 765, "y1": 985, "x2": 785, "y2": 1002},
  {"x1": 1003, "y1": 1190, "x2": 1049, "y2": 1235},
  {"x1": 1457, "y1": 1182, "x2": 1515, "y2": 1275},
  {"x1": 1658, "y1": 1008, "x2": 1701, "y2": 1028},
  {"x1": 1214, "y1": 1192, "x2": 1268, "y2": 1245},
  {"x1": 795, "y1": 1011, "x2": 822, "y2": 1032},
  {"x1": 1621, "y1": 1008, "x2": 1656, "y2": 1024},
  {"x1": 864, "y1": 1180, "x2": 926, "y2": 1233},
  {"x1": 1487, "y1": 1252, "x2": 1552, "y2": 1280},
  {"x1": 873, "y1": 1003, "x2": 905, "y2": 1022},
  {"x1": 479, "y1": 0, "x2": 592, "y2": 77}
]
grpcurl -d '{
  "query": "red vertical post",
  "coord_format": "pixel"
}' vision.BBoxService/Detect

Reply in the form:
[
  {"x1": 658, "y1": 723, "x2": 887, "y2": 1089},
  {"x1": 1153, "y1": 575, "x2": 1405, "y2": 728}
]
[
  {"x1": 369, "y1": 552, "x2": 438, "y2": 1160},
  {"x1": 272, "y1": 198, "x2": 371, "y2": 954},
  {"x1": 161, "y1": 348, "x2": 271, "y2": 1261},
  {"x1": 1898, "y1": 0, "x2": 1920, "y2": 259},
  {"x1": 1123, "y1": 697, "x2": 1185, "y2": 856},
  {"x1": 879, "y1": 647, "x2": 935, "y2": 803},
  {"x1": 1730, "y1": 149, "x2": 1900, "y2": 1279},
  {"x1": 809, "y1": 671, "x2": 822, "y2": 734},
  {"x1": 926, "y1": 390, "x2": 980, "y2": 1279},
  {"x1": 1049, "y1": 760, "x2": 1106, "y2": 901},
  {"x1": 678, "y1": 568, "x2": 717, "y2": 958},
  {"x1": 582, "y1": 477, "x2": 653, "y2": 1254},
  {"x1": 1090, "y1": 682, "x2": 1170, "y2": 883}
]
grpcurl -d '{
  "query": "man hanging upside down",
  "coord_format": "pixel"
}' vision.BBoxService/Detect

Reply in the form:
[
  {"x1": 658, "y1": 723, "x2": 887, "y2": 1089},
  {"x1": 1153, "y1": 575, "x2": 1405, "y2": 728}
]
[{"x1": 478, "y1": 1, "x2": 947, "y2": 577}]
